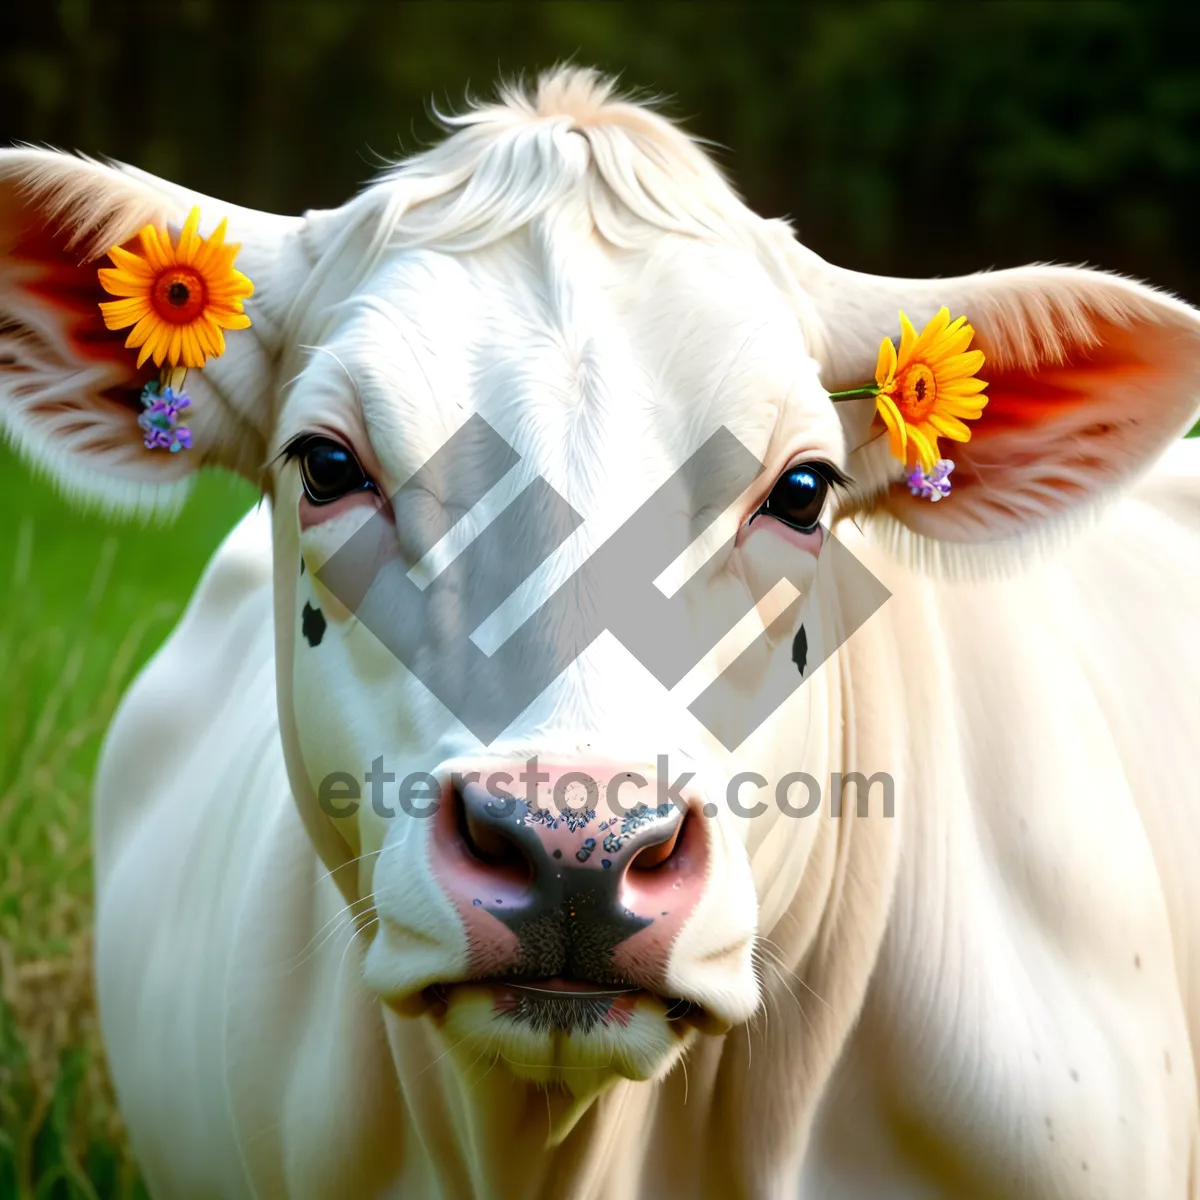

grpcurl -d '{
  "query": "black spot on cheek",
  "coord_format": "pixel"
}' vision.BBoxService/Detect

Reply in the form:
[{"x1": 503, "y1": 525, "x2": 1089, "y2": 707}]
[
  {"x1": 302, "y1": 602, "x2": 326, "y2": 647},
  {"x1": 299, "y1": 557, "x2": 306, "y2": 577},
  {"x1": 792, "y1": 624, "x2": 807, "y2": 676}
]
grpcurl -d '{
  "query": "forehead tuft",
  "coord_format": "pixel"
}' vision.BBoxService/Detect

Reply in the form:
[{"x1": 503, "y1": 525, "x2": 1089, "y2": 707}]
[
  {"x1": 276, "y1": 67, "x2": 834, "y2": 492},
  {"x1": 368, "y1": 66, "x2": 761, "y2": 254},
  {"x1": 286, "y1": 65, "x2": 802, "y2": 340},
  {"x1": 302, "y1": 229, "x2": 817, "y2": 485}
]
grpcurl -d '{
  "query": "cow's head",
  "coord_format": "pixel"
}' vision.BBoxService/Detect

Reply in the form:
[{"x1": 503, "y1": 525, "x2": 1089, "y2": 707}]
[{"x1": 4, "y1": 70, "x2": 1199, "y2": 1116}]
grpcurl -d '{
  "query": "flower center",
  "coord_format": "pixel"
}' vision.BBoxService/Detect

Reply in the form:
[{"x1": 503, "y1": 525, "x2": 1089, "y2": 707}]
[
  {"x1": 897, "y1": 362, "x2": 937, "y2": 422},
  {"x1": 151, "y1": 268, "x2": 206, "y2": 325}
]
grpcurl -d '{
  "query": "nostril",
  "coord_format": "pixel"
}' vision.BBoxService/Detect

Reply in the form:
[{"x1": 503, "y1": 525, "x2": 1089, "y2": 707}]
[
  {"x1": 452, "y1": 783, "x2": 533, "y2": 882},
  {"x1": 629, "y1": 810, "x2": 690, "y2": 871}
]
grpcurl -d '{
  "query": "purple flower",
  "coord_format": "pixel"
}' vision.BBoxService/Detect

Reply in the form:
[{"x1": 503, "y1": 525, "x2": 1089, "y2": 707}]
[
  {"x1": 905, "y1": 458, "x2": 954, "y2": 501},
  {"x1": 138, "y1": 382, "x2": 192, "y2": 453}
]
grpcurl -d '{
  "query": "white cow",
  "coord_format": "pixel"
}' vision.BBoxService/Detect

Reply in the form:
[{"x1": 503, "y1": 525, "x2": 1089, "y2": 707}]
[{"x1": 3, "y1": 68, "x2": 1200, "y2": 1198}]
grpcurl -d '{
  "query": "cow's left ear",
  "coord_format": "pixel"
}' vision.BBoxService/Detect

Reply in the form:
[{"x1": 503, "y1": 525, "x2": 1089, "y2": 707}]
[
  {"x1": 0, "y1": 148, "x2": 310, "y2": 515},
  {"x1": 782, "y1": 235, "x2": 1200, "y2": 548}
]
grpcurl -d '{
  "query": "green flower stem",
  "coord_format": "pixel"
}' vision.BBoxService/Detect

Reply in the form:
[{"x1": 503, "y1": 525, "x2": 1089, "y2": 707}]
[{"x1": 827, "y1": 384, "x2": 881, "y2": 402}]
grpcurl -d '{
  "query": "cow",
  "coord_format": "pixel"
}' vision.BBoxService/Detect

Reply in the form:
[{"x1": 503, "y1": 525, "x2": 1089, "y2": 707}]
[{"x1": 3, "y1": 67, "x2": 1200, "y2": 1199}]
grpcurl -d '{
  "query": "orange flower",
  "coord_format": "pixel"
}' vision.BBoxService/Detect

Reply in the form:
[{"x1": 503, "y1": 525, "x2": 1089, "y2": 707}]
[
  {"x1": 874, "y1": 307, "x2": 988, "y2": 472},
  {"x1": 98, "y1": 207, "x2": 253, "y2": 370}
]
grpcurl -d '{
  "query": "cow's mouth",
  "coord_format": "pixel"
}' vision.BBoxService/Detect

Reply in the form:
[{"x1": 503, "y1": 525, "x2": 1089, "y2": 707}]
[{"x1": 421, "y1": 979, "x2": 708, "y2": 1035}]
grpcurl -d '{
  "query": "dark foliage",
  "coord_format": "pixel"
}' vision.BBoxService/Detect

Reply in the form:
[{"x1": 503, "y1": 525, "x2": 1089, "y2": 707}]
[{"x1": 1, "y1": 0, "x2": 1196, "y2": 298}]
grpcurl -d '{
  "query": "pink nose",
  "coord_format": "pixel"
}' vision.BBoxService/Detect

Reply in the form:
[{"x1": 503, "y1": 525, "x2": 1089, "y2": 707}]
[{"x1": 430, "y1": 762, "x2": 709, "y2": 985}]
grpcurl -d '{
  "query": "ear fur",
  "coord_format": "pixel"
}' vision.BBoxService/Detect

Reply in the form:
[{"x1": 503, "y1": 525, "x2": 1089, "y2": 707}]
[
  {"x1": 775, "y1": 232, "x2": 1200, "y2": 571},
  {"x1": 0, "y1": 148, "x2": 305, "y2": 516}
]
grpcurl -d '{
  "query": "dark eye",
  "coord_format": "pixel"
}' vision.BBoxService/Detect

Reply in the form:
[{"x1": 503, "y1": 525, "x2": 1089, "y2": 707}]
[
  {"x1": 757, "y1": 464, "x2": 833, "y2": 533},
  {"x1": 294, "y1": 437, "x2": 375, "y2": 505}
]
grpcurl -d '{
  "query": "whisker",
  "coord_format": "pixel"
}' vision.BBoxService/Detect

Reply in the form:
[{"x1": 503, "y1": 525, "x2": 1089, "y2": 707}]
[
  {"x1": 413, "y1": 1010, "x2": 501, "y2": 1082},
  {"x1": 756, "y1": 932, "x2": 834, "y2": 1013},
  {"x1": 308, "y1": 848, "x2": 385, "y2": 894},
  {"x1": 334, "y1": 914, "x2": 378, "y2": 981},
  {"x1": 281, "y1": 895, "x2": 375, "y2": 974},
  {"x1": 466, "y1": 1050, "x2": 502, "y2": 1096}
]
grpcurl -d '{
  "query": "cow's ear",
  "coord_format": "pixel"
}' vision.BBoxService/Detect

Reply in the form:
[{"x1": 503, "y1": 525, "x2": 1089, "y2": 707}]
[
  {"x1": 783, "y1": 236, "x2": 1200, "y2": 553},
  {"x1": 0, "y1": 148, "x2": 309, "y2": 516}
]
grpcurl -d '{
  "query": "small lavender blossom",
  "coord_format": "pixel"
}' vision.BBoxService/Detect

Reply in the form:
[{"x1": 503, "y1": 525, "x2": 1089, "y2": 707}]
[
  {"x1": 138, "y1": 382, "x2": 193, "y2": 453},
  {"x1": 905, "y1": 458, "x2": 954, "y2": 502}
]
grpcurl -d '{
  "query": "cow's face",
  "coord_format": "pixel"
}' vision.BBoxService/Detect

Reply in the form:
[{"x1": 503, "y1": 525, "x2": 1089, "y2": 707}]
[
  {"x1": 270, "y1": 221, "x2": 847, "y2": 1092},
  {"x1": 5, "y1": 69, "x2": 1199, "y2": 1113}
]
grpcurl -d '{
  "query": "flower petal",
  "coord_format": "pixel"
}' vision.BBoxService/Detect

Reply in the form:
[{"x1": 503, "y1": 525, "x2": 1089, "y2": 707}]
[
  {"x1": 911, "y1": 307, "x2": 951, "y2": 362},
  {"x1": 207, "y1": 285, "x2": 254, "y2": 306},
  {"x1": 876, "y1": 392, "x2": 908, "y2": 462},
  {"x1": 940, "y1": 375, "x2": 989, "y2": 397},
  {"x1": 925, "y1": 321, "x2": 975, "y2": 364},
  {"x1": 897, "y1": 310, "x2": 918, "y2": 366},
  {"x1": 936, "y1": 350, "x2": 984, "y2": 384},
  {"x1": 191, "y1": 217, "x2": 227, "y2": 273},
  {"x1": 133, "y1": 320, "x2": 166, "y2": 368},
  {"x1": 928, "y1": 412, "x2": 973, "y2": 442},
  {"x1": 909, "y1": 425, "x2": 938, "y2": 472},
  {"x1": 198, "y1": 244, "x2": 241, "y2": 281},
  {"x1": 199, "y1": 317, "x2": 226, "y2": 359},
  {"x1": 139, "y1": 225, "x2": 173, "y2": 273},
  {"x1": 208, "y1": 309, "x2": 252, "y2": 331},
  {"x1": 180, "y1": 326, "x2": 205, "y2": 368},
  {"x1": 105, "y1": 244, "x2": 155, "y2": 279},
  {"x1": 99, "y1": 297, "x2": 151, "y2": 329},
  {"x1": 206, "y1": 267, "x2": 254, "y2": 300},
  {"x1": 191, "y1": 319, "x2": 215, "y2": 360},
  {"x1": 875, "y1": 336, "x2": 897, "y2": 389},
  {"x1": 942, "y1": 401, "x2": 988, "y2": 422},
  {"x1": 97, "y1": 267, "x2": 152, "y2": 298},
  {"x1": 176, "y1": 207, "x2": 203, "y2": 267},
  {"x1": 936, "y1": 349, "x2": 986, "y2": 380}
]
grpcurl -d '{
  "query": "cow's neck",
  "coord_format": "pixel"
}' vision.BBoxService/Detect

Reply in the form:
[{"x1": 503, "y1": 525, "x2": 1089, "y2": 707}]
[
  {"x1": 372, "y1": 655, "x2": 899, "y2": 1197},
  {"x1": 688, "y1": 629, "x2": 904, "y2": 1192},
  {"x1": 383, "y1": 1011, "x2": 670, "y2": 1197}
]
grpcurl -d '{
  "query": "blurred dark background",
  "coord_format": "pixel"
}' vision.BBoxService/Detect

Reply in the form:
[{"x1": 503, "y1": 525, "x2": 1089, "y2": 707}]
[{"x1": 2, "y1": 0, "x2": 1197, "y2": 299}]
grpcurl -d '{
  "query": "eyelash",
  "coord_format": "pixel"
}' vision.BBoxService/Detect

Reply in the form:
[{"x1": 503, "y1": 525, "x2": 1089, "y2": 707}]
[
  {"x1": 279, "y1": 433, "x2": 322, "y2": 463},
  {"x1": 281, "y1": 433, "x2": 381, "y2": 507},
  {"x1": 750, "y1": 460, "x2": 851, "y2": 517},
  {"x1": 278, "y1": 438, "x2": 852, "y2": 522},
  {"x1": 791, "y1": 460, "x2": 851, "y2": 491}
]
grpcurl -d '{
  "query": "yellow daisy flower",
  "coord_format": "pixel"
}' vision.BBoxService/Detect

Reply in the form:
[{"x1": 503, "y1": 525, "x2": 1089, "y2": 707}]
[
  {"x1": 873, "y1": 307, "x2": 988, "y2": 472},
  {"x1": 98, "y1": 207, "x2": 253, "y2": 370}
]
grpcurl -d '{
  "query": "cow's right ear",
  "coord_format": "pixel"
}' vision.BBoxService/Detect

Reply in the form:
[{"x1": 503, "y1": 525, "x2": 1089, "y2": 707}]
[
  {"x1": 0, "y1": 148, "x2": 309, "y2": 515},
  {"x1": 772, "y1": 227, "x2": 1200, "y2": 559}
]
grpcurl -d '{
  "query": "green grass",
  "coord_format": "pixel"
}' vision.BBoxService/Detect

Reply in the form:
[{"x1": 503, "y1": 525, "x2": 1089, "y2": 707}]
[{"x1": 0, "y1": 444, "x2": 255, "y2": 1200}]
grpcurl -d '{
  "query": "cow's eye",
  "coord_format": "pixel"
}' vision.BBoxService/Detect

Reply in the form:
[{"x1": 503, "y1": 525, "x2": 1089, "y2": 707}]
[
  {"x1": 757, "y1": 463, "x2": 839, "y2": 533},
  {"x1": 294, "y1": 437, "x2": 375, "y2": 505}
]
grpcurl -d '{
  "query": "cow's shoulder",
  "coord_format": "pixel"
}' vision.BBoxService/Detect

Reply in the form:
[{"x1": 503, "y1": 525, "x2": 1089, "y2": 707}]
[
  {"x1": 813, "y1": 450, "x2": 1200, "y2": 1197},
  {"x1": 93, "y1": 503, "x2": 277, "y2": 878},
  {"x1": 1065, "y1": 438, "x2": 1200, "y2": 1073},
  {"x1": 92, "y1": 505, "x2": 406, "y2": 1196},
  {"x1": 91, "y1": 505, "x2": 294, "y2": 1194}
]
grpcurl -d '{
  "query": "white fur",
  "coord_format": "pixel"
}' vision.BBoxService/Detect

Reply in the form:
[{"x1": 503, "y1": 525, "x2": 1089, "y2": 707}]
[{"x1": 4, "y1": 68, "x2": 1200, "y2": 1197}]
